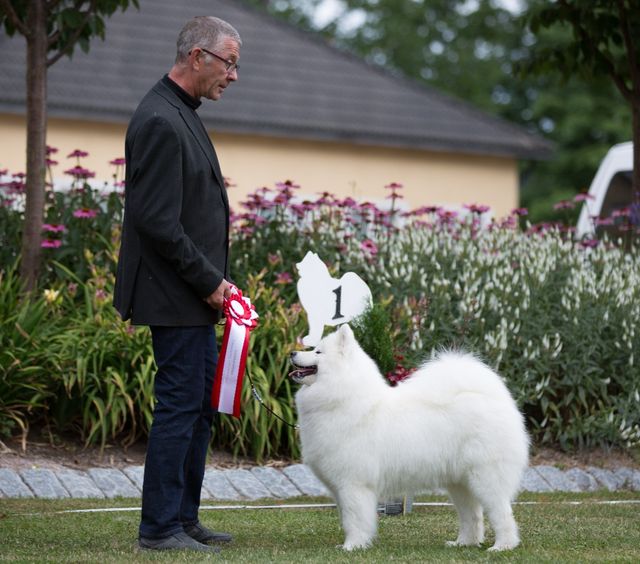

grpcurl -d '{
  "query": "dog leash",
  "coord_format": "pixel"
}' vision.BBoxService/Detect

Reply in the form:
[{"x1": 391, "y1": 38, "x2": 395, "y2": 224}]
[{"x1": 246, "y1": 371, "x2": 299, "y2": 430}]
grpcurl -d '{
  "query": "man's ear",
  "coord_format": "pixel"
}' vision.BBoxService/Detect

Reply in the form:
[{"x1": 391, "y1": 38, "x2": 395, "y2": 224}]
[{"x1": 190, "y1": 48, "x2": 204, "y2": 70}]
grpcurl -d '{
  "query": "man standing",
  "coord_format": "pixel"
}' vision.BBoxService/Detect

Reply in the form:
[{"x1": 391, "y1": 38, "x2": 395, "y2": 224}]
[{"x1": 114, "y1": 16, "x2": 241, "y2": 553}]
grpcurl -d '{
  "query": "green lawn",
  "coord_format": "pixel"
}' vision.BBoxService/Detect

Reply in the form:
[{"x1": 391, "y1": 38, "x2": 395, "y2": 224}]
[{"x1": 1, "y1": 492, "x2": 639, "y2": 562}]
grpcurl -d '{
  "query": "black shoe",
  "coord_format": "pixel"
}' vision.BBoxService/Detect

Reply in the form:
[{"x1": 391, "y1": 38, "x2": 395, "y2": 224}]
[
  {"x1": 184, "y1": 522, "x2": 233, "y2": 544},
  {"x1": 138, "y1": 531, "x2": 221, "y2": 552}
]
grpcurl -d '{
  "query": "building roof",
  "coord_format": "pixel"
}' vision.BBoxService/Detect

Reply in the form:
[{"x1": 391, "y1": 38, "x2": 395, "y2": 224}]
[{"x1": 0, "y1": 0, "x2": 551, "y2": 159}]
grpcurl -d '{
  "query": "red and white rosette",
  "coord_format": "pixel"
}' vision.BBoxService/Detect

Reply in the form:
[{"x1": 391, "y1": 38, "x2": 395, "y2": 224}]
[{"x1": 211, "y1": 285, "x2": 259, "y2": 417}]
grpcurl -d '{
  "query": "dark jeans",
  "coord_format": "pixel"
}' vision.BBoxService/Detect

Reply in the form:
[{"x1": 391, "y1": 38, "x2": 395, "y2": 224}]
[{"x1": 139, "y1": 325, "x2": 218, "y2": 539}]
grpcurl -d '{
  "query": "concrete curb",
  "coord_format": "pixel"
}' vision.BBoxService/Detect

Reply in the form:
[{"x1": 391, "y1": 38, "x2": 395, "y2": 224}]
[{"x1": 1, "y1": 464, "x2": 639, "y2": 499}]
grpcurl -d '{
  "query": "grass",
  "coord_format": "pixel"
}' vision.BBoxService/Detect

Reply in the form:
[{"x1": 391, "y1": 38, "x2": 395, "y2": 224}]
[{"x1": 0, "y1": 492, "x2": 639, "y2": 562}]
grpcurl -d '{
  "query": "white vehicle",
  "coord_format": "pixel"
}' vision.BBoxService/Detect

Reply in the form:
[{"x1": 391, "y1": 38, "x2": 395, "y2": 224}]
[{"x1": 576, "y1": 141, "x2": 633, "y2": 237}]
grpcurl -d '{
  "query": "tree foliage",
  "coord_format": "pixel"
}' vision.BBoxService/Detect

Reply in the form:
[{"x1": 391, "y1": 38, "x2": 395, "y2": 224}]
[
  {"x1": 522, "y1": 0, "x2": 640, "y2": 207},
  {"x1": 0, "y1": 0, "x2": 138, "y2": 66},
  {"x1": 0, "y1": 0, "x2": 137, "y2": 290}
]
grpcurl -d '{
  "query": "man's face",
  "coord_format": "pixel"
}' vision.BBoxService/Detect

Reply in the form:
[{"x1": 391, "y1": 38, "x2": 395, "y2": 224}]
[{"x1": 196, "y1": 37, "x2": 240, "y2": 101}]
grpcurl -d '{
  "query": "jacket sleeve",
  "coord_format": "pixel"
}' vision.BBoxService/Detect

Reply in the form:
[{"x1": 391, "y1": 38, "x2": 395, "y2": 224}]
[{"x1": 127, "y1": 114, "x2": 224, "y2": 299}]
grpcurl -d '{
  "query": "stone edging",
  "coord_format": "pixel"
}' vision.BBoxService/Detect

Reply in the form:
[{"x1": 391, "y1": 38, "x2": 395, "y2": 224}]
[{"x1": 1, "y1": 464, "x2": 639, "y2": 499}]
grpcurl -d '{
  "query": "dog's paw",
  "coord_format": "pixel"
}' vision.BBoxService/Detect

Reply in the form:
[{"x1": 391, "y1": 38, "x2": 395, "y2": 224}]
[
  {"x1": 487, "y1": 541, "x2": 519, "y2": 552},
  {"x1": 445, "y1": 540, "x2": 481, "y2": 548},
  {"x1": 341, "y1": 539, "x2": 372, "y2": 551}
]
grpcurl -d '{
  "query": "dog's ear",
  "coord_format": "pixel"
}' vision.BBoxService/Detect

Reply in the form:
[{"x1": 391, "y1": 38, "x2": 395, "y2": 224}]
[{"x1": 337, "y1": 324, "x2": 354, "y2": 348}]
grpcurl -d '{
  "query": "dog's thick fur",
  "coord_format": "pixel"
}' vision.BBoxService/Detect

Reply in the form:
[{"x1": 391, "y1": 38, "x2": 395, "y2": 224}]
[{"x1": 290, "y1": 325, "x2": 529, "y2": 552}]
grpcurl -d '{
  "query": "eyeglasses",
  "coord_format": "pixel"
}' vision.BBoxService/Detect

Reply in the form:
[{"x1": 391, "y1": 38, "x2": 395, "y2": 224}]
[{"x1": 196, "y1": 47, "x2": 239, "y2": 73}]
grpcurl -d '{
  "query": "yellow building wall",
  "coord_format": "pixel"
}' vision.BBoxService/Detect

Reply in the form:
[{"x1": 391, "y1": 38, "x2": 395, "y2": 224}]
[{"x1": 1, "y1": 114, "x2": 518, "y2": 217}]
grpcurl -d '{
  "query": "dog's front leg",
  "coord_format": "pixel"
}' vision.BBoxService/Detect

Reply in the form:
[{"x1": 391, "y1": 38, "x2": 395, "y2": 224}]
[{"x1": 335, "y1": 487, "x2": 378, "y2": 551}]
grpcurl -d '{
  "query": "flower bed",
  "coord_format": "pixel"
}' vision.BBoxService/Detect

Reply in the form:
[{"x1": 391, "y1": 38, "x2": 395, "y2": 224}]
[{"x1": 1, "y1": 154, "x2": 639, "y2": 459}]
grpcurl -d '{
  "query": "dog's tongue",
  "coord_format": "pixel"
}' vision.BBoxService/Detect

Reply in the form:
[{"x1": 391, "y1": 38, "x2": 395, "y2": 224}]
[{"x1": 289, "y1": 368, "x2": 316, "y2": 379}]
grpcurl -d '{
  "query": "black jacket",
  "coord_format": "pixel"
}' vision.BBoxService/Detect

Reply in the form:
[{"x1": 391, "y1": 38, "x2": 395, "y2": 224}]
[{"x1": 113, "y1": 77, "x2": 229, "y2": 325}]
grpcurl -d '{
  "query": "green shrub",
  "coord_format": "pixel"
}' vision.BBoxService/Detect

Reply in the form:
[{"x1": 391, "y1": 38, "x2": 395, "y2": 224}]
[{"x1": 0, "y1": 262, "x2": 55, "y2": 442}]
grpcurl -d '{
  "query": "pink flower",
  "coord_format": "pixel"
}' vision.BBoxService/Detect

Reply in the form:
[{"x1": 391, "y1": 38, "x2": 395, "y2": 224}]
[
  {"x1": 611, "y1": 207, "x2": 631, "y2": 218},
  {"x1": 573, "y1": 193, "x2": 594, "y2": 202},
  {"x1": 46, "y1": 146, "x2": 59, "y2": 155},
  {"x1": 437, "y1": 209, "x2": 459, "y2": 223},
  {"x1": 73, "y1": 208, "x2": 98, "y2": 218},
  {"x1": 268, "y1": 253, "x2": 281, "y2": 266},
  {"x1": 64, "y1": 166, "x2": 95, "y2": 179},
  {"x1": 290, "y1": 203, "x2": 310, "y2": 217},
  {"x1": 511, "y1": 207, "x2": 528, "y2": 216},
  {"x1": 46, "y1": 158, "x2": 58, "y2": 167},
  {"x1": 386, "y1": 364, "x2": 416, "y2": 386},
  {"x1": 275, "y1": 179, "x2": 300, "y2": 190},
  {"x1": 553, "y1": 200, "x2": 575, "y2": 211},
  {"x1": 412, "y1": 205, "x2": 442, "y2": 216},
  {"x1": 384, "y1": 182, "x2": 403, "y2": 190},
  {"x1": 360, "y1": 239, "x2": 378, "y2": 255},
  {"x1": 2, "y1": 180, "x2": 25, "y2": 193},
  {"x1": 67, "y1": 149, "x2": 89, "y2": 158},
  {"x1": 315, "y1": 192, "x2": 337, "y2": 206},
  {"x1": 275, "y1": 272, "x2": 293, "y2": 284},
  {"x1": 42, "y1": 223, "x2": 66, "y2": 233},
  {"x1": 464, "y1": 203, "x2": 490, "y2": 214},
  {"x1": 580, "y1": 239, "x2": 599, "y2": 249},
  {"x1": 41, "y1": 239, "x2": 62, "y2": 248},
  {"x1": 109, "y1": 157, "x2": 126, "y2": 166}
]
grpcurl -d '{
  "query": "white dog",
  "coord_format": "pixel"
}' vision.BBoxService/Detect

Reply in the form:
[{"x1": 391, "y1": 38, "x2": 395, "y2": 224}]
[
  {"x1": 295, "y1": 251, "x2": 371, "y2": 346},
  {"x1": 290, "y1": 325, "x2": 529, "y2": 552}
]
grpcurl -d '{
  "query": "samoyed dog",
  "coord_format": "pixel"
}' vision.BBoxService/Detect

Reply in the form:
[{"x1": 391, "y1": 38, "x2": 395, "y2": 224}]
[{"x1": 290, "y1": 325, "x2": 529, "y2": 552}]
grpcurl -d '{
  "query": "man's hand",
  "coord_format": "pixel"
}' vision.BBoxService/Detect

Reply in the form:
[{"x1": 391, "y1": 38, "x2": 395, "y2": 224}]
[{"x1": 205, "y1": 279, "x2": 232, "y2": 310}]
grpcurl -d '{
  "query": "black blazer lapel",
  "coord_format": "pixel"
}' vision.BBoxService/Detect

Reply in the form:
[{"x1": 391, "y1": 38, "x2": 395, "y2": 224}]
[
  {"x1": 153, "y1": 82, "x2": 229, "y2": 209},
  {"x1": 179, "y1": 109, "x2": 227, "y2": 191}
]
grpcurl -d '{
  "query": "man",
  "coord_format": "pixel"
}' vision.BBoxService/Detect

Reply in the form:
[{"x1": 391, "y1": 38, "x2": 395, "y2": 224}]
[{"x1": 114, "y1": 16, "x2": 241, "y2": 553}]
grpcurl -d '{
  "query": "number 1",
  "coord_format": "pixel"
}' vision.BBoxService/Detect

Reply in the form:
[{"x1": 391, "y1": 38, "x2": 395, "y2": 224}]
[{"x1": 332, "y1": 286, "x2": 344, "y2": 320}]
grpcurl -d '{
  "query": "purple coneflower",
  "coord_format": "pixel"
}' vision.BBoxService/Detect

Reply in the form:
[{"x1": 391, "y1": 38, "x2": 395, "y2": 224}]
[
  {"x1": 64, "y1": 165, "x2": 96, "y2": 179},
  {"x1": 41, "y1": 239, "x2": 62, "y2": 248},
  {"x1": 360, "y1": 239, "x2": 378, "y2": 255},
  {"x1": 553, "y1": 200, "x2": 575, "y2": 211},
  {"x1": 73, "y1": 208, "x2": 98, "y2": 219},
  {"x1": 67, "y1": 149, "x2": 89, "y2": 158},
  {"x1": 464, "y1": 203, "x2": 490, "y2": 214},
  {"x1": 275, "y1": 272, "x2": 293, "y2": 285},
  {"x1": 42, "y1": 223, "x2": 66, "y2": 233}
]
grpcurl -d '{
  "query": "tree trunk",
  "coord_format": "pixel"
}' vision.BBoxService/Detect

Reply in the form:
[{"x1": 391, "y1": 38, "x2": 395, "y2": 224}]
[{"x1": 19, "y1": 0, "x2": 48, "y2": 292}]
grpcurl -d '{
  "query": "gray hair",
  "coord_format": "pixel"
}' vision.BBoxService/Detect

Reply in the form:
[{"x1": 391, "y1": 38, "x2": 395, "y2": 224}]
[{"x1": 175, "y1": 16, "x2": 242, "y2": 63}]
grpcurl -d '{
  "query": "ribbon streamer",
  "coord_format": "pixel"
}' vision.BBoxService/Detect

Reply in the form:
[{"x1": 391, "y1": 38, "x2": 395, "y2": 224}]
[{"x1": 211, "y1": 285, "x2": 259, "y2": 417}]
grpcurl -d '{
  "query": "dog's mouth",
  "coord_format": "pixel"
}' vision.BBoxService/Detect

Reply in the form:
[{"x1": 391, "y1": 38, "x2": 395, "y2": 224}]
[{"x1": 289, "y1": 365, "x2": 317, "y2": 383}]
